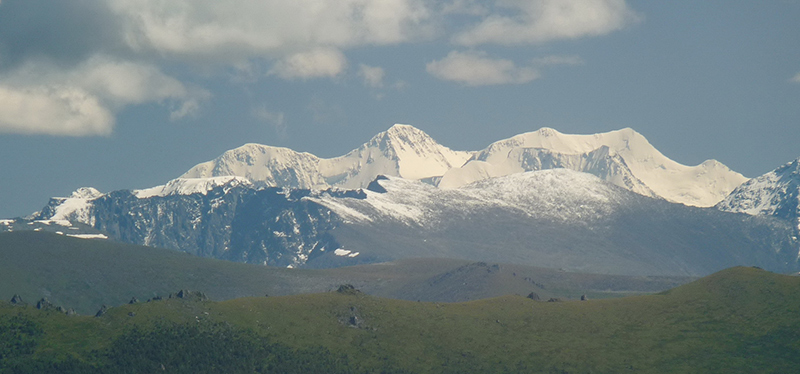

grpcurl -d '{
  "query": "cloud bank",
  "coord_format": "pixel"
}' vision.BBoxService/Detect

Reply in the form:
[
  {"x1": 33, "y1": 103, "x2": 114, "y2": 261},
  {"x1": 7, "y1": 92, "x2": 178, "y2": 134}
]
[
  {"x1": 269, "y1": 49, "x2": 348, "y2": 80},
  {"x1": 359, "y1": 64, "x2": 386, "y2": 88},
  {"x1": 0, "y1": 56, "x2": 206, "y2": 136},
  {"x1": 453, "y1": 0, "x2": 640, "y2": 46},
  {"x1": 426, "y1": 50, "x2": 539, "y2": 86},
  {"x1": 0, "y1": 0, "x2": 638, "y2": 136}
]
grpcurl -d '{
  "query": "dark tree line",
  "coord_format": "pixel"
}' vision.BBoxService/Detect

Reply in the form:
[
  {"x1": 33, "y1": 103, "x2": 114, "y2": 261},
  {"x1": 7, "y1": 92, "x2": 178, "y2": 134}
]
[{"x1": 0, "y1": 315, "x2": 416, "y2": 374}]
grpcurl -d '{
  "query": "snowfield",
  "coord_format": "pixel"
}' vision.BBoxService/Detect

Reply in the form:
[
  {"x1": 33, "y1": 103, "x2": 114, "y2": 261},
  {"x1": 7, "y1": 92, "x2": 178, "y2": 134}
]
[{"x1": 309, "y1": 170, "x2": 628, "y2": 228}]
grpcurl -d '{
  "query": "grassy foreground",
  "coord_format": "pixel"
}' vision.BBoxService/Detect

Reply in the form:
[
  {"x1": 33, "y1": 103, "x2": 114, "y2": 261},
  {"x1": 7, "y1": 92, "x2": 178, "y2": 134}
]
[{"x1": 1, "y1": 266, "x2": 799, "y2": 373}]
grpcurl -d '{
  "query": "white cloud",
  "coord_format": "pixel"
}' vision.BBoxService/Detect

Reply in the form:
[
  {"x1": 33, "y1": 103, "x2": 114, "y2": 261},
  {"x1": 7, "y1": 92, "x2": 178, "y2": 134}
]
[
  {"x1": 0, "y1": 86, "x2": 114, "y2": 136},
  {"x1": 307, "y1": 96, "x2": 346, "y2": 124},
  {"x1": 791, "y1": 72, "x2": 800, "y2": 83},
  {"x1": 169, "y1": 99, "x2": 202, "y2": 121},
  {"x1": 426, "y1": 50, "x2": 539, "y2": 86},
  {"x1": 454, "y1": 0, "x2": 640, "y2": 46},
  {"x1": 252, "y1": 106, "x2": 287, "y2": 138},
  {"x1": 359, "y1": 64, "x2": 386, "y2": 88},
  {"x1": 109, "y1": 0, "x2": 432, "y2": 60},
  {"x1": 531, "y1": 55, "x2": 584, "y2": 66},
  {"x1": 77, "y1": 57, "x2": 200, "y2": 107},
  {"x1": 0, "y1": 0, "x2": 639, "y2": 136},
  {"x1": 269, "y1": 49, "x2": 348, "y2": 80},
  {"x1": 0, "y1": 56, "x2": 207, "y2": 136},
  {"x1": 441, "y1": 0, "x2": 489, "y2": 16}
]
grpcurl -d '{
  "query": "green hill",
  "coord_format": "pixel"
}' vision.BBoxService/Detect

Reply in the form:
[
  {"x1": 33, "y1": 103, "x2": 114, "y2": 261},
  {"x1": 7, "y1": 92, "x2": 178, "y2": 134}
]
[
  {"x1": 1, "y1": 266, "x2": 799, "y2": 373},
  {"x1": 0, "y1": 232, "x2": 690, "y2": 314}
]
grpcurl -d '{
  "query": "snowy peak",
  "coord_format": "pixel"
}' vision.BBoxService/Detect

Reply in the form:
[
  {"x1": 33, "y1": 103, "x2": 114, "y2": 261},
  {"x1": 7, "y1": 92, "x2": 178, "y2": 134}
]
[
  {"x1": 38, "y1": 176, "x2": 258, "y2": 225},
  {"x1": 69, "y1": 187, "x2": 104, "y2": 200},
  {"x1": 182, "y1": 124, "x2": 472, "y2": 191},
  {"x1": 441, "y1": 127, "x2": 746, "y2": 207},
  {"x1": 324, "y1": 124, "x2": 472, "y2": 188},
  {"x1": 133, "y1": 176, "x2": 253, "y2": 198},
  {"x1": 169, "y1": 124, "x2": 746, "y2": 207},
  {"x1": 182, "y1": 144, "x2": 327, "y2": 189},
  {"x1": 472, "y1": 127, "x2": 640, "y2": 160},
  {"x1": 717, "y1": 158, "x2": 800, "y2": 227},
  {"x1": 37, "y1": 187, "x2": 106, "y2": 224},
  {"x1": 364, "y1": 124, "x2": 448, "y2": 160}
]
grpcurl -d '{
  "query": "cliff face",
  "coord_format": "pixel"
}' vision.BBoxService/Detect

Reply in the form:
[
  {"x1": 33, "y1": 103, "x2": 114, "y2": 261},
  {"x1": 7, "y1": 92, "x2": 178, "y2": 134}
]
[{"x1": 86, "y1": 186, "x2": 345, "y2": 268}]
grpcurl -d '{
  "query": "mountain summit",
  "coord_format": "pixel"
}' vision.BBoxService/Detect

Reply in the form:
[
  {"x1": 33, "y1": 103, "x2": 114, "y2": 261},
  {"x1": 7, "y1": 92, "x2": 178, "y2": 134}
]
[
  {"x1": 179, "y1": 125, "x2": 745, "y2": 207},
  {"x1": 717, "y1": 157, "x2": 800, "y2": 233},
  {"x1": 437, "y1": 127, "x2": 747, "y2": 207},
  {"x1": 182, "y1": 124, "x2": 471, "y2": 190}
]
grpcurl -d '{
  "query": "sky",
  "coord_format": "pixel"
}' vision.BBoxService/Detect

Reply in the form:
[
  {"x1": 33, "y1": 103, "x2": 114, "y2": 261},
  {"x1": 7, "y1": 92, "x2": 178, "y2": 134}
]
[{"x1": 0, "y1": 0, "x2": 798, "y2": 218}]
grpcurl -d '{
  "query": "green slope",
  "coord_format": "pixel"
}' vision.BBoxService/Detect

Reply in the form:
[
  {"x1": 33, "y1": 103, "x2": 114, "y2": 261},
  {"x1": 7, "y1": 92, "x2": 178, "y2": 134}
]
[
  {"x1": 0, "y1": 232, "x2": 691, "y2": 314},
  {"x1": 1, "y1": 267, "x2": 799, "y2": 373}
]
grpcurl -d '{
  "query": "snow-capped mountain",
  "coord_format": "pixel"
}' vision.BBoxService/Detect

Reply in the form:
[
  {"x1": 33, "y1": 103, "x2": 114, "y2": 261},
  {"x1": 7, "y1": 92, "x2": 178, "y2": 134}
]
[
  {"x1": 29, "y1": 123, "x2": 790, "y2": 275},
  {"x1": 179, "y1": 125, "x2": 745, "y2": 207},
  {"x1": 717, "y1": 158, "x2": 800, "y2": 233},
  {"x1": 37, "y1": 176, "x2": 251, "y2": 225},
  {"x1": 32, "y1": 170, "x2": 799, "y2": 275},
  {"x1": 438, "y1": 128, "x2": 748, "y2": 207},
  {"x1": 305, "y1": 170, "x2": 797, "y2": 275},
  {"x1": 36, "y1": 180, "x2": 347, "y2": 268},
  {"x1": 133, "y1": 176, "x2": 253, "y2": 198},
  {"x1": 182, "y1": 124, "x2": 472, "y2": 190},
  {"x1": 312, "y1": 170, "x2": 630, "y2": 226}
]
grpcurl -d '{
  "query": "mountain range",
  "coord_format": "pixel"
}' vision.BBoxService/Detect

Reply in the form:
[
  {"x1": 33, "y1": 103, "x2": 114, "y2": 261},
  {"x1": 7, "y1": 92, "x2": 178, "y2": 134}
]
[
  {"x1": 181, "y1": 124, "x2": 746, "y2": 207},
  {"x1": 9, "y1": 124, "x2": 800, "y2": 276}
]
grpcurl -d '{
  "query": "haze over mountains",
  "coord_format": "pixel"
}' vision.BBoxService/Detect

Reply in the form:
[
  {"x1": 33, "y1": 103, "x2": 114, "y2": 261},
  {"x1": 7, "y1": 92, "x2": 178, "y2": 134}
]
[{"x1": 8, "y1": 124, "x2": 800, "y2": 277}]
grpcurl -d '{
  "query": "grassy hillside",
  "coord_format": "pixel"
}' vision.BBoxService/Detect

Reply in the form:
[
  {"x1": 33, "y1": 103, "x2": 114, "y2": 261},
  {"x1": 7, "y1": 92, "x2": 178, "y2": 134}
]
[
  {"x1": 1, "y1": 266, "x2": 799, "y2": 373},
  {"x1": 0, "y1": 232, "x2": 690, "y2": 314}
]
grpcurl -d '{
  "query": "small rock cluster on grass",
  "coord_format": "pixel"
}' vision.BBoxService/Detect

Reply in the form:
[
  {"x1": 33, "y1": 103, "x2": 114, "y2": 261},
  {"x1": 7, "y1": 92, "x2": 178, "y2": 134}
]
[
  {"x1": 336, "y1": 284, "x2": 361, "y2": 295},
  {"x1": 9, "y1": 295, "x2": 76, "y2": 316},
  {"x1": 169, "y1": 290, "x2": 209, "y2": 301}
]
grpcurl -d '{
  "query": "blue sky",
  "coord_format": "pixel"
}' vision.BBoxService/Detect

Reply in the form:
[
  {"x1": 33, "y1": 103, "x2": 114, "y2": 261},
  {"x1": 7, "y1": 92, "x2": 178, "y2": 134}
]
[{"x1": 0, "y1": 0, "x2": 798, "y2": 218}]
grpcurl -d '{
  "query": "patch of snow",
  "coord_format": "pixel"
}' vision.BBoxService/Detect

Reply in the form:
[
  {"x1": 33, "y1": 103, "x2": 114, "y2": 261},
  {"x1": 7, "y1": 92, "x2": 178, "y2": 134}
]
[
  {"x1": 66, "y1": 233, "x2": 108, "y2": 240},
  {"x1": 0, "y1": 219, "x2": 12, "y2": 226},
  {"x1": 35, "y1": 219, "x2": 73, "y2": 227},
  {"x1": 55, "y1": 231, "x2": 64, "y2": 235},
  {"x1": 304, "y1": 197, "x2": 372, "y2": 223},
  {"x1": 46, "y1": 187, "x2": 103, "y2": 225},
  {"x1": 134, "y1": 176, "x2": 253, "y2": 198},
  {"x1": 311, "y1": 170, "x2": 628, "y2": 228},
  {"x1": 348, "y1": 252, "x2": 360, "y2": 258},
  {"x1": 334, "y1": 248, "x2": 352, "y2": 256}
]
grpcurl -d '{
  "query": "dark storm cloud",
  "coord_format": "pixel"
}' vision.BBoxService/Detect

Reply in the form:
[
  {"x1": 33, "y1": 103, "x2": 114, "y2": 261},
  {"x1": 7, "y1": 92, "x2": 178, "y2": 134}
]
[{"x1": 0, "y1": 0, "x2": 121, "y2": 69}]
